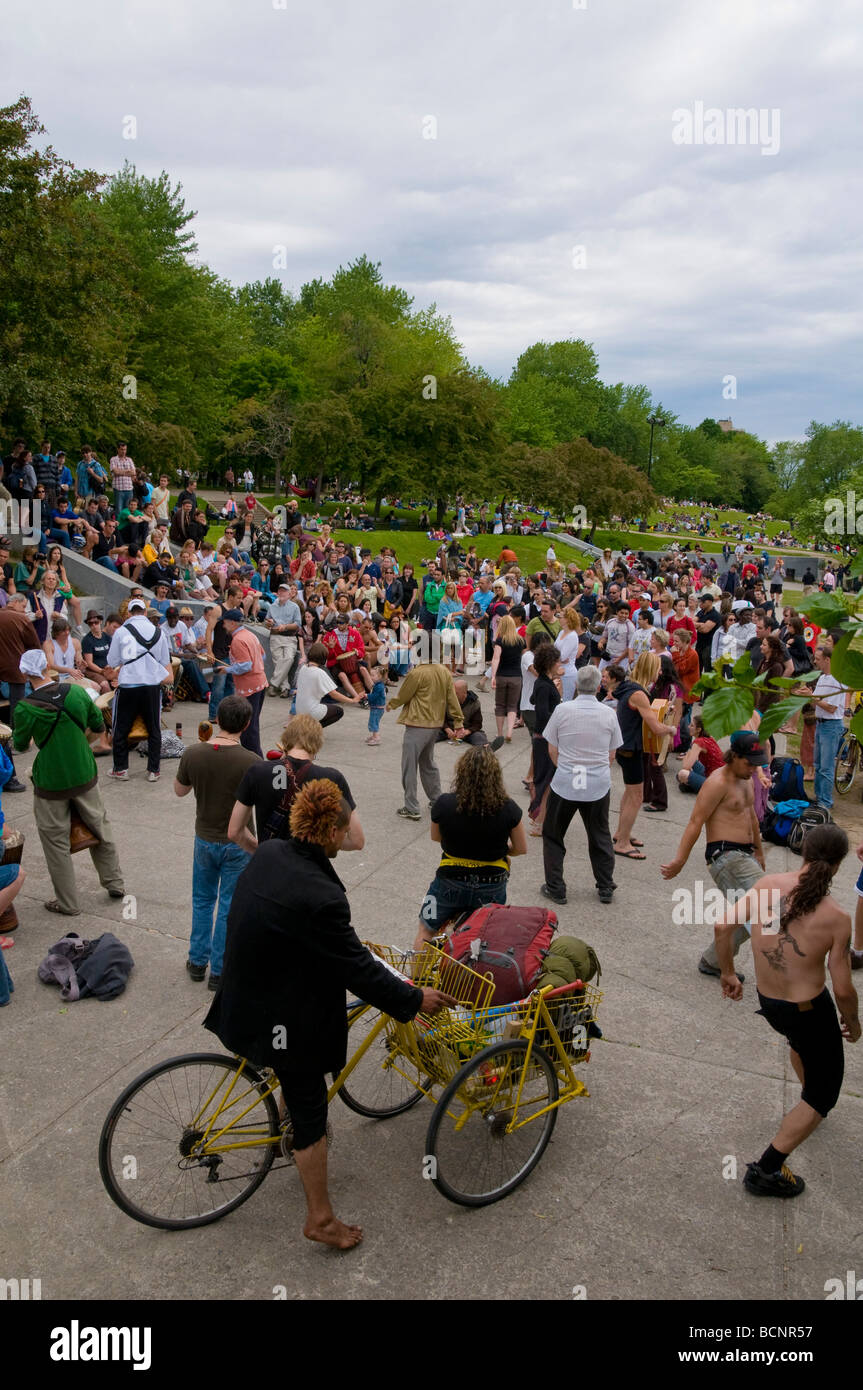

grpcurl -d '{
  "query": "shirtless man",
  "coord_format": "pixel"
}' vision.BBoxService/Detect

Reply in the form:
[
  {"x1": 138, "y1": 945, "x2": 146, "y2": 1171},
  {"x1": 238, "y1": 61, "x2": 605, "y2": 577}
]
[
  {"x1": 714, "y1": 823, "x2": 860, "y2": 1196},
  {"x1": 661, "y1": 730, "x2": 767, "y2": 980}
]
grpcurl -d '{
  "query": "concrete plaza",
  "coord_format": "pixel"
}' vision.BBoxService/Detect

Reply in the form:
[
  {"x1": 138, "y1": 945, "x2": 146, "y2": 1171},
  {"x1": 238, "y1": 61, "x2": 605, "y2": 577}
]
[{"x1": 1, "y1": 691, "x2": 861, "y2": 1302}]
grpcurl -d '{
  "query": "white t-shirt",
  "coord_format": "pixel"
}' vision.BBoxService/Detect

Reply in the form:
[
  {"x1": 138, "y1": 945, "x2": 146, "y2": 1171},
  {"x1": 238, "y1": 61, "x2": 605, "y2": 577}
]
[
  {"x1": 543, "y1": 697, "x2": 623, "y2": 802},
  {"x1": 555, "y1": 629, "x2": 582, "y2": 677},
  {"x1": 813, "y1": 671, "x2": 844, "y2": 720},
  {"x1": 520, "y1": 647, "x2": 537, "y2": 711},
  {"x1": 296, "y1": 664, "x2": 337, "y2": 720}
]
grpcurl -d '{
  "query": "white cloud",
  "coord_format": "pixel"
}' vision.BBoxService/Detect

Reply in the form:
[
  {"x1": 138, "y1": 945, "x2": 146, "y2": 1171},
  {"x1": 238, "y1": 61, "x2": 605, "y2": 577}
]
[{"x1": 5, "y1": 0, "x2": 861, "y2": 444}]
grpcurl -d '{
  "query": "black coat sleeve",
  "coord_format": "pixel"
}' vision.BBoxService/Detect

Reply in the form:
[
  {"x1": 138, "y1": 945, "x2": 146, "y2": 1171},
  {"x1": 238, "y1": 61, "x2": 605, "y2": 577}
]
[{"x1": 307, "y1": 894, "x2": 424, "y2": 1021}]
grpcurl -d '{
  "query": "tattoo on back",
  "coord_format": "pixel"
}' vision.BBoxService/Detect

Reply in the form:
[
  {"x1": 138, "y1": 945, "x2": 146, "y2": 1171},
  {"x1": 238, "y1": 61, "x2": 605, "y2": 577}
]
[{"x1": 763, "y1": 927, "x2": 806, "y2": 974}]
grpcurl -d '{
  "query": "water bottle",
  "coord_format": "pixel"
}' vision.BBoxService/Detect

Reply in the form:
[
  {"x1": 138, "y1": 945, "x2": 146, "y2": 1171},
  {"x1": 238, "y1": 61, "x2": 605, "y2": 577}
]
[{"x1": 175, "y1": 722, "x2": 182, "y2": 739}]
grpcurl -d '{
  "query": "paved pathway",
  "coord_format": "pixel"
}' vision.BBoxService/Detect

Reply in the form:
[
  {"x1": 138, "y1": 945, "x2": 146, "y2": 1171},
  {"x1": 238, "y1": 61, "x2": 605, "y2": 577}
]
[{"x1": 2, "y1": 694, "x2": 860, "y2": 1301}]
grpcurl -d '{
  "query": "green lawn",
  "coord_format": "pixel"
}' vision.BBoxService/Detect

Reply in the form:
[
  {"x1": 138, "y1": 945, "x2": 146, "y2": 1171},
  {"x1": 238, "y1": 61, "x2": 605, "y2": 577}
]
[{"x1": 204, "y1": 491, "x2": 826, "y2": 562}]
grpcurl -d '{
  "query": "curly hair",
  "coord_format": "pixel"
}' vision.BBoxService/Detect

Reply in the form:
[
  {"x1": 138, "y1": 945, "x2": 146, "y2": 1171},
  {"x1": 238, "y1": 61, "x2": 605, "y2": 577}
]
[
  {"x1": 289, "y1": 778, "x2": 351, "y2": 846},
  {"x1": 452, "y1": 745, "x2": 509, "y2": 816}
]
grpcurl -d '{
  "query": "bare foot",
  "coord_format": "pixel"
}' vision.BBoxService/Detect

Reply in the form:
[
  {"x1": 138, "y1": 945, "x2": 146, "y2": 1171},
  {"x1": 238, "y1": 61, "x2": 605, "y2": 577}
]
[{"x1": 304, "y1": 1217, "x2": 363, "y2": 1249}]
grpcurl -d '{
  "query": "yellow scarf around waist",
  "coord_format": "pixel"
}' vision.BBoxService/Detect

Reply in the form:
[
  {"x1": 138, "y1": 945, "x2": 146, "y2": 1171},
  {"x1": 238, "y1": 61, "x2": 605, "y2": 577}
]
[{"x1": 438, "y1": 854, "x2": 510, "y2": 872}]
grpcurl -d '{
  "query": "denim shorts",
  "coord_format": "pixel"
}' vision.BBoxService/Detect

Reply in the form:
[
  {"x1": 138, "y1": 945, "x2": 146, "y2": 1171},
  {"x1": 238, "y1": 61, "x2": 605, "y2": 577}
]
[{"x1": 420, "y1": 872, "x2": 508, "y2": 931}]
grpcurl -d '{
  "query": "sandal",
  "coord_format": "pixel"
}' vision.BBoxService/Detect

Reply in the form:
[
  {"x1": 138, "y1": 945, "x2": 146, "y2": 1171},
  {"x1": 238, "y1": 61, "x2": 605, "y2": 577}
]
[
  {"x1": 613, "y1": 836, "x2": 644, "y2": 848},
  {"x1": 44, "y1": 900, "x2": 81, "y2": 916},
  {"x1": 615, "y1": 848, "x2": 647, "y2": 860},
  {"x1": 0, "y1": 936, "x2": 13, "y2": 950}
]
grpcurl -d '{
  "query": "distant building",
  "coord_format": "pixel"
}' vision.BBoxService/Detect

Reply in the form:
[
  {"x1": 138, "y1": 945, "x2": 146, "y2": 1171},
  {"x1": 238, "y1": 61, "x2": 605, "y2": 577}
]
[{"x1": 717, "y1": 418, "x2": 736, "y2": 434}]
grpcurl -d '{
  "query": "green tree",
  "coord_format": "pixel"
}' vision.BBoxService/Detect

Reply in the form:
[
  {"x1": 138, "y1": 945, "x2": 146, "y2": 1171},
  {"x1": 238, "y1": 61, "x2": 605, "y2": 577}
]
[{"x1": 0, "y1": 97, "x2": 129, "y2": 440}]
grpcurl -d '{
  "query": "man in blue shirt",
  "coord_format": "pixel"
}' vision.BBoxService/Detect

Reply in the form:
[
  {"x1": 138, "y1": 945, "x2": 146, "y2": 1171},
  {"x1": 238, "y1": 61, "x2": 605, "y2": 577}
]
[
  {"x1": 56, "y1": 452, "x2": 75, "y2": 494},
  {"x1": 470, "y1": 575, "x2": 495, "y2": 614},
  {"x1": 48, "y1": 498, "x2": 81, "y2": 547}
]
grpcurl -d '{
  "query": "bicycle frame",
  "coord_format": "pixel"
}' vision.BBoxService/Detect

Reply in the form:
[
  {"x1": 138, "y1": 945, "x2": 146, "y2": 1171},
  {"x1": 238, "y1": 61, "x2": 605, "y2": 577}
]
[{"x1": 194, "y1": 976, "x2": 595, "y2": 1158}]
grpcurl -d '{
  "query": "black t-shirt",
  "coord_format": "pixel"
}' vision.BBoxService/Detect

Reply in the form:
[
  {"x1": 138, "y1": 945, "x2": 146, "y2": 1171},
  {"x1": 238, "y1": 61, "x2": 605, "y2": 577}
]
[
  {"x1": 695, "y1": 606, "x2": 720, "y2": 655},
  {"x1": 235, "y1": 756, "x2": 355, "y2": 842},
  {"x1": 81, "y1": 632, "x2": 111, "y2": 667},
  {"x1": 494, "y1": 637, "x2": 525, "y2": 677},
  {"x1": 430, "y1": 792, "x2": 522, "y2": 869},
  {"x1": 92, "y1": 532, "x2": 115, "y2": 561}
]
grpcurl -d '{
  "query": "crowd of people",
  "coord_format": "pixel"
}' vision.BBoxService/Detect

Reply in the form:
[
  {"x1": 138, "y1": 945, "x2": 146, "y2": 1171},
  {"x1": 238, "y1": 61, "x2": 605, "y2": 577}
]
[{"x1": 0, "y1": 450, "x2": 859, "y2": 1246}]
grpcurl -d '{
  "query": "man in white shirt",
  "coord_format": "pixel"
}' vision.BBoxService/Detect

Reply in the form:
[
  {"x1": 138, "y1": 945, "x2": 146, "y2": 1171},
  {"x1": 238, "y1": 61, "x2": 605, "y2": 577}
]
[
  {"x1": 107, "y1": 597, "x2": 172, "y2": 782},
  {"x1": 540, "y1": 664, "x2": 623, "y2": 906},
  {"x1": 151, "y1": 474, "x2": 171, "y2": 520},
  {"x1": 263, "y1": 582, "x2": 302, "y2": 697},
  {"x1": 807, "y1": 643, "x2": 847, "y2": 811}
]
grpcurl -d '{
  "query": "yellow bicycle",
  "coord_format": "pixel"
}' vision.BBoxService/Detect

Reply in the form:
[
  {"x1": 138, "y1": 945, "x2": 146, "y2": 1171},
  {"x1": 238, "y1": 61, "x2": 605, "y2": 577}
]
[{"x1": 98, "y1": 943, "x2": 602, "y2": 1227}]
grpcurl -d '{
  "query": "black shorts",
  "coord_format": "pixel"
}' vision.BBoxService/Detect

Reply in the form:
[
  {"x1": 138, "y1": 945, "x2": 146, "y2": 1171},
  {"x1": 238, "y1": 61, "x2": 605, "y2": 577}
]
[
  {"x1": 756, "y1": 988, "x2": 844, "y2": 1117},
  {"x1": 271, "y1": 1066, "x2": 329, "y2": 1151},
  {"x1": 615, "y1": 748, "x2": 644, "y2": 785}
]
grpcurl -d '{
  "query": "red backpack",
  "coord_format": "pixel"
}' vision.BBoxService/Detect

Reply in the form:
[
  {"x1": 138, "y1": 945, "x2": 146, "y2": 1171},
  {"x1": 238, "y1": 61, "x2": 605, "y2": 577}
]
[{"x1": 443, "y1": 905, "x2": 558, "y2": 1004}]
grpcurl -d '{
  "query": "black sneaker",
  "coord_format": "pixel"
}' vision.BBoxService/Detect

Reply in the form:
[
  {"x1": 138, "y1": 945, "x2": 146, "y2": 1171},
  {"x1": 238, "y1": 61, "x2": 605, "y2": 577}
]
[
  {"x1": 489, "y1": 736, "x2": 505, "y2": 752},
  {"x1": 107, "y1": 888, "x2": 125, "y2": 900},
  {"x1": 186, "y1": 960, "x2": 207, "y2": 982},
  {"x1": 4, "y1": 777, "x2": 26, "y2": 793},
  {"x1": 698, "y1": 958, "x2": 744, "y2": 982},
  {"x1": 743, "y1": 1161, "x2": 805, "y2": 1198},
  {"x1": 207, "y1": 973, "x2": 221, "y2": 992},
  {"x1": 540, "y1": 883, "x2": 567, "y2": 906},
  {"x1": 598, "y1": 888, "x2": 615, "y2": 904}
]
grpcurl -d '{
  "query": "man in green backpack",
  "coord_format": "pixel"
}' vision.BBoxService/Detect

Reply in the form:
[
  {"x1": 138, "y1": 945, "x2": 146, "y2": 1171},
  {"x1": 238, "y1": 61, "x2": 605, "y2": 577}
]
[{"x1": 13, "y1": 649, "x2": 125, "y2": 916}]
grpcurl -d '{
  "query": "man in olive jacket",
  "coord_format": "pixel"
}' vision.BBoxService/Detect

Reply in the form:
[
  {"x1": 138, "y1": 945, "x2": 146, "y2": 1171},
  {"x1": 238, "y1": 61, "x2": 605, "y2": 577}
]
[{"x1": 204, "y1": 777, "x2": 452, "y2": 1249}]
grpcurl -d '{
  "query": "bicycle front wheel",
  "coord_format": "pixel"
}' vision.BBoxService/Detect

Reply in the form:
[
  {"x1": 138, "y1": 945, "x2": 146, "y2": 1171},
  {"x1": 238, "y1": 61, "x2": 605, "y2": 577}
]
[
  {"x1": 99, "y1": 1053, "x2": 280, "y2": 1230},
  {"x1": 426, "y1": 1040, "x2": 559, "y2": 1207},
  {"x1": 834, "y1": 734, "x2": 858, "y2": 795},
  {"x1": 336, "y1": 1004, "x2": 426, "y2": 1118}
]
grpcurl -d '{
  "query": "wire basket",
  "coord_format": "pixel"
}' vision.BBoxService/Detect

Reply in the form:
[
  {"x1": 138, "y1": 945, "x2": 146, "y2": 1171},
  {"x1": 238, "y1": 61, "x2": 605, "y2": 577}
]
[
  {"x1": 364, "y1": 942, "x2": 497, "y2": 1088},
  {"x1": 478, "y1": 982, "x2": 604, "y2": 1067}
]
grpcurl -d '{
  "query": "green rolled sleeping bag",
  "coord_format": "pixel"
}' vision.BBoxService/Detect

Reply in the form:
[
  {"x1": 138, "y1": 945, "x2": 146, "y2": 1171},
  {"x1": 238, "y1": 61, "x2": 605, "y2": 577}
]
[{"x1": 536, "y1": 936, "x2": 601, "y2": 992}]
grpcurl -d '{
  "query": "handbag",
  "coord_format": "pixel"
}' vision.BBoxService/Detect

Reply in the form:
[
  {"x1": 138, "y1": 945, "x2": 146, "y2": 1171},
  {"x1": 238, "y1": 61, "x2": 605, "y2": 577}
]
[{"x1": 69, "y1": 805, "x2": 100, "y2": 854}]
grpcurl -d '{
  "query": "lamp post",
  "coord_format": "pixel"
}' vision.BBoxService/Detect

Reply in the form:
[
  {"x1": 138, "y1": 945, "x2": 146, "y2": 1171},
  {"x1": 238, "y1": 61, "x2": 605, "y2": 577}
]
[{"x1": 647, "y1": 414, "x2": 666, "y2": 481}]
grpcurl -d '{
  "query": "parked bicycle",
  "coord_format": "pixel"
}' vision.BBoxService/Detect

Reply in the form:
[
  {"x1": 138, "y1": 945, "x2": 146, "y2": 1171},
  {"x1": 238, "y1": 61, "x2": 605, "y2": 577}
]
[{"x1": 99, "y1": 941, "x2": 602, "y2": 1227}]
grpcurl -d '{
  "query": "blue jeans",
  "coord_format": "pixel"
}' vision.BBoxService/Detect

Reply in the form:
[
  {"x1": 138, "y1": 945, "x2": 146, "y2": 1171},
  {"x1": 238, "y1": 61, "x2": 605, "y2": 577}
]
[
  {"x1": 420, "y1": 872, "x2": 507, "y2": 933},
  {"x1": 114, "y1": 489, "x2": 133, "y2": 514},
  {"x1": 189, "y1": 838, "x2": 251, "y2": 976},
  {"x1": 814, "y1": 719, "x2": 844, "y2": 809},
  {"x1": 681, "y1": 758, "x2": 706, "y2": 792},
  {"x1": 678, "y1": 702, "x2": 693, "y2": 752},
  {"x1": 368, "y1": 706, "x2": 384, "y2": 733},
  {"x1": 181, "y1": 658, "x2": 209, "y2": 698},
  {"x1": 96, "y1": 555, "x2": 120, "y2": 573},
  {"x1": 208, "y1": 666, "x2": 235, "y2": 719}
]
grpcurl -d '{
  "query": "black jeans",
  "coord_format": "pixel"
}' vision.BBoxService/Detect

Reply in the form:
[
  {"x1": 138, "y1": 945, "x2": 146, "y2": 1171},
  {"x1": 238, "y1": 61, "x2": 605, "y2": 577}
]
[
  {"x1": 112, "y1": 684, "x2": 163, "y2": 773},
  {"x1": 542, "y1": 789, "x2": 615, "y2": 894},
  {"x1": 239, "y1": 688, "x2": 265, "y2": 757}
]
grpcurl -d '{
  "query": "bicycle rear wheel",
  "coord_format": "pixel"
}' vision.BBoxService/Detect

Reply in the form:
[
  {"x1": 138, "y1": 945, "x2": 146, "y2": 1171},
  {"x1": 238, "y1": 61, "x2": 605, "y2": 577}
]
[
  {"x1": 834, "y1": 733, "x2": 858, "y2": 795},
  {"x1": 99, "y1": 1053, "x2": 280, "y2": 1230},
  {"x1": 426, "y1": 1040, "x2": 559, "y2": 1207},
  {"x1": 336, "y1": 1004, "x2": 426, "y2": 1118}
]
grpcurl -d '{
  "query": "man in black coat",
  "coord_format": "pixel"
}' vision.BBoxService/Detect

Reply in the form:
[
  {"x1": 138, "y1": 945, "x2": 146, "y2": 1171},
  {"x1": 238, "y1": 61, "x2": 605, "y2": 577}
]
[{"x1": 204, "y1": 778, "x2": 452, "y2": 1249}]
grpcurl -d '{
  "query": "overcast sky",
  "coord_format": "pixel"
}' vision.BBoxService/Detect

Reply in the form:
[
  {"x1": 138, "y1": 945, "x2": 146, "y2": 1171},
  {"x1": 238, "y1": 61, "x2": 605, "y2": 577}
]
[{"x1": 5, "y1": 0, "x2": 861, "y2": 444}]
